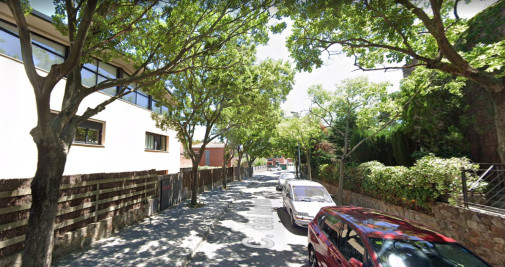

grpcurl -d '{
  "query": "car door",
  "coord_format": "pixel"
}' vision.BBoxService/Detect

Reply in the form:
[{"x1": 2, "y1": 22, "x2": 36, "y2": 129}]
[
  {"x1": 318, "y1": 214, "x2": 348, "y2": 266},
  {"x1": 311, "y1": 213, "x2": 333, "y2": 267}
]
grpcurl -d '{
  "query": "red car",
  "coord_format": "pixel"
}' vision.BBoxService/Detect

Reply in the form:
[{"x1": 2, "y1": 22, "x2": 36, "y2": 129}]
[{"x1": 308, "y1": 206, "x2": 491, "y2": 267}]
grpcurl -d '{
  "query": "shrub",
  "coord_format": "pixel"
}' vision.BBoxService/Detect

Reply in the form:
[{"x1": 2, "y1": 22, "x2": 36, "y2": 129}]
[
  {"x1": 253, "y1": 158, "x2": 267, "y2": 166},
  {"x1": 356, "y1": 154, "x2": 483, "y2": 211},
  {"x1": 318, "y1": 163, "x2": 337, "y2": 181}
]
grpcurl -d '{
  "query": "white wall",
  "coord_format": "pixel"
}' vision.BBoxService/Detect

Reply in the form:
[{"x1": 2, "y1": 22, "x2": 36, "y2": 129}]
[{"x1": 0, "y1": 55, "x2": 180, "y2": 178}]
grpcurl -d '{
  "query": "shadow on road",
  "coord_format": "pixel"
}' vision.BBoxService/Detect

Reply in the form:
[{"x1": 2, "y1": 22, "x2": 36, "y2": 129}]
[{"x1": 275, "y1": 207, "x2": 308, "y2": 236}]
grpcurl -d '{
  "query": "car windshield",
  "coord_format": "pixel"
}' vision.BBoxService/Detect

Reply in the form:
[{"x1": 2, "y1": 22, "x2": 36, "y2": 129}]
[
  {"x1": 292, "y1": 186, "x2": 331, "y2": 202},
  {"x1": 369, "y1": 238, "x2": 490, "y2": 267},
  {"x1": 280, "y1": 173, "x2": 295, "y2": 180}
]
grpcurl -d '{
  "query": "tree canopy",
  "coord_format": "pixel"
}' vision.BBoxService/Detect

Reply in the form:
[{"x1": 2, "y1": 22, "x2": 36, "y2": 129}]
[
  {"x1": 280, "y1": 0, "x2": 505, "y2": 163},
  {"x1": 7, "y1": 0, "x2": 279, "y2": 265}
]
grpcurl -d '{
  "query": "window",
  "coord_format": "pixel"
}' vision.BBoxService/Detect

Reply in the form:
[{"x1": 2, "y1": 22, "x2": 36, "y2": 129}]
[
  {"x1": 73, "y1": 120, "x2": 104, "y2": 145},
  {"x1": 81, "y1": 59, "x2": 119, "y2": 95},
  {"x1": 145, "y1": 132, "x2": 167, "y2": 151},
  {"x1": 339, "y1": 224, "x2": 366, "y2": 263},
  {"x1": 0, "y1": 20, "x2": 65, "y2": 71},
  {"x1": 321, "y1": 215, "x2": 342, "y2": 246},
  {"x1": 0, "y1": 19, "x2": 171, "y2": 112}
]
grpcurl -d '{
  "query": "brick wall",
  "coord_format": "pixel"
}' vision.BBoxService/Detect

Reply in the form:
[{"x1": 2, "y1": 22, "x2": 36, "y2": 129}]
[{"x1": 319, "y1": 180, "x2": 505, "y2": 266}]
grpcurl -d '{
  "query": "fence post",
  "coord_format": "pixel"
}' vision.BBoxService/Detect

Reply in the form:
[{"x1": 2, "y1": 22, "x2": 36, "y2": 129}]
[
  {"x1": 94, "y1": 181, "x2": 100, "y2": 223},
  {"x1": 462, "y1": 168, "x2": 469, "y2": 208}
]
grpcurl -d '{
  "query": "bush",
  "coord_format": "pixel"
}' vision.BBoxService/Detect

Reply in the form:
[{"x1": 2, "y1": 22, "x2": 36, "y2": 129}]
[
  {"x1": 253, "y1": 158, "x2": 267, "y2": 166},
  {"x1": 318, "y1": 163, "x2": 337, "y2": 181},
  {"x1": 356, "y1": 154, "x2": 483, "y2": 211}
]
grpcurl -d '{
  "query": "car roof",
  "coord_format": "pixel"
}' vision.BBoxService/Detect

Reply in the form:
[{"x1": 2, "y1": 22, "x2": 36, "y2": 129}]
[
  {"x1": 286, "y1": 179, "x2": 324, "y2": 187},
  {"x1": 322, "y1": 206, "x2": 456, "y2": 243}
]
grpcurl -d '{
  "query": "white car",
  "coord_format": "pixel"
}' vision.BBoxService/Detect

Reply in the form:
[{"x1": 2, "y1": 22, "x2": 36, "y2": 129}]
[
  {"x1": 276, "y1": 172, "x2": 296, "y2": 191},
  {"x1": 282, "y1": 179, "x2": 335, "y2": 227}
]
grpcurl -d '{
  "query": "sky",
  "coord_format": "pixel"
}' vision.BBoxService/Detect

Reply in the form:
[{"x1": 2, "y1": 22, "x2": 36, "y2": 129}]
[{"x1": 256, "y1": 0, "x2": 498, "y2": 116}]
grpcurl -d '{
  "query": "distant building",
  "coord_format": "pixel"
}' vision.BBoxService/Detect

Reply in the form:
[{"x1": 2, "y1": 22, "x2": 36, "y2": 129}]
[
  {"x1": 180, "y1": 143, "x2": 193, "y2": 171},
  {"x1": 192, "y1": 143, "x2": 233, "y2": 167},
  {"x1": 267, "y1": 156, "x2": 292, "y2": 168}
]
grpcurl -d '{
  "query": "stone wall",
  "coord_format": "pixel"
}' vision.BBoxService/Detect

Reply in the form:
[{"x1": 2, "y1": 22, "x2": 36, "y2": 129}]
[{"x1": 319, "y1": 180, "x2": 505, "y2": 266}]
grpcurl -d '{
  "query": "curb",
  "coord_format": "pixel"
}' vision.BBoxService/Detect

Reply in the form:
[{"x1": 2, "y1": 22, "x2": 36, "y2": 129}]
[{"x1": 180, "y1": 175, "x2": 265, "y2": 266}]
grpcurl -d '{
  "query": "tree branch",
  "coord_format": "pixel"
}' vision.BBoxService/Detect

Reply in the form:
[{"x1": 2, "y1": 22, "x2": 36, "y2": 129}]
[{"x1": 6, "y1": 0, "x2": 42, "y2": 92}]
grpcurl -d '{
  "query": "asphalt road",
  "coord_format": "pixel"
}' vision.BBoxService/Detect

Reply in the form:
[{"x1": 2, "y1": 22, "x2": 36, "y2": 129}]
[{"x1": 189, "y1": 171, "x2": 309, "y2": 267}]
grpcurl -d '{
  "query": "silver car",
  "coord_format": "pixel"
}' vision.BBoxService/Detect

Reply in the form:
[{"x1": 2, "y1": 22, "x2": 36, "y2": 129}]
[
  {"x1": 282, "y1": 179, "x2": 335, "y2": 227},
  {"x1": 276, "y1": 172, "x2": 296, "y2": 191}
]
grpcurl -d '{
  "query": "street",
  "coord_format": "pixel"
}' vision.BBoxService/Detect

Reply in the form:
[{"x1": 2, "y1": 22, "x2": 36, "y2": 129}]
[{"x1": 190, "y1": 172, "x2": 309, "y2": 266}]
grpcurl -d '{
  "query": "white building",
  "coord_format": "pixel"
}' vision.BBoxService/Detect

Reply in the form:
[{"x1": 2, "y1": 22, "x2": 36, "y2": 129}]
[{"x1": 0, "y1": 4, "x2": 181, "y2": 179}]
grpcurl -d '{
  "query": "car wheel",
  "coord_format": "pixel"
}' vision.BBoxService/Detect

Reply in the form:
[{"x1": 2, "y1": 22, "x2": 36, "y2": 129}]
[{"x1": 309, "y1": 246, "x2": 318, "y2": 267}]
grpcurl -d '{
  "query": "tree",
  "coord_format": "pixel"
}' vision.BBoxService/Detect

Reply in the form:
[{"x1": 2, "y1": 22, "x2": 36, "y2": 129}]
[
  {"x1": 399, "y1": 67, "x2": 470, "y2": 158},
  {"x1": 278, "y1": 113, "x2": 322, "y2": 180},
  {"x1": 6, "y1": 0, "x2": 276, "y2": 265},
  {"x1": 153, "y1": 43, "x2": 258, "y2": 207},
  {"x1": 220, "y1": 138, "x2": 235, "y2": 189},
  {"x1": 282, "y1": 0, "x2": 505, "y2": 163},
  {"x1": 219, "y1": 58, "x2": 294, "y2": 178},
  {"x1": 309, "y1": 77, "x2": 398, "y2": 204}
]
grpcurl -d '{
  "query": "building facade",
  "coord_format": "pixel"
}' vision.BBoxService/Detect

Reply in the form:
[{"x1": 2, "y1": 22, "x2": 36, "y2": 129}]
[
  {"x1": 0, "y1": 4, "x2": 180, "y2": 179},
  {"x1": 192, "y1": 143, "x2": 233, "y2": 167}
]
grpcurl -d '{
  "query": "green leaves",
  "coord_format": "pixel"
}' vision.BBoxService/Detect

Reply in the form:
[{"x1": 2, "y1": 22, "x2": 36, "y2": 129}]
[
  {"x1": 464, "y1": 40, "x2": 505, "y2": 77},
  {"x1": 357, "y1": 155, "x2": 481, "y2": 211}
]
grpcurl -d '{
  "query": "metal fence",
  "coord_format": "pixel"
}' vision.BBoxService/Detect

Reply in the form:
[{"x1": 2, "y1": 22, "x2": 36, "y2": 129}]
[{"x1": 462, "y1": 163, "x2": 505, "y2": 213}]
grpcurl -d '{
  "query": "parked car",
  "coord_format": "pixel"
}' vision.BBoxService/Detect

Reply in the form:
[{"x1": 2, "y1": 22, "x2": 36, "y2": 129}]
[
  {"x1": 276, "y1": 172, "x2": 296, "y2": 191},
  {"x1": 308, "y1": 206, "x2": 491, "y2": 267},
  {"x1": 268, "y1": 165, "x2": 281, "y2": 171},
  {"x1": 282, "y1": 180, "x2": 336, "y2": 227}
]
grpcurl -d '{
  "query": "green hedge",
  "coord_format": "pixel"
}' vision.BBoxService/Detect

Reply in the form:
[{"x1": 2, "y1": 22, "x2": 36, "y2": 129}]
[{"x1": 356, "y1": 155, "x2": 485, "y2": 211}]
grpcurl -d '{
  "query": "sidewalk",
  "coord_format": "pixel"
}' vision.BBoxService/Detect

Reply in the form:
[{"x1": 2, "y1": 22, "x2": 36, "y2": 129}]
[{"x1": 53, "y1": 175, "x2": 262, "y2": 267}]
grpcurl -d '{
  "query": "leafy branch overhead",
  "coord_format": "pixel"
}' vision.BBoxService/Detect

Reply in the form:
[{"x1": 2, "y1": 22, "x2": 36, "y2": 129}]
[{"x1": 280, "y1": 0, "x2": 505, "y2": 163}]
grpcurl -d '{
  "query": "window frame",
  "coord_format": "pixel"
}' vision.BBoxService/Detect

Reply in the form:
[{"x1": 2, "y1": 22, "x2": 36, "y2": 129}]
[
  {"x1": 0, "y1": 19, "x2": 66, "y2": 70},
  {"x1": 145, "y1": 132, "x2": 168, "y2": 152},
  {"x1": 72, "y1": 118, "x2": 106, "y2": 147}
]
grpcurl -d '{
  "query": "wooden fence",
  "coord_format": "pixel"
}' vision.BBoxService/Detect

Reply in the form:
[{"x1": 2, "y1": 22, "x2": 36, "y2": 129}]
[
  {"x1": 0, "y1": 165, "x2": 258, "y2": 261},
  {"x1": 0, "y1": 170, "x2": 157, "y2": 258}
]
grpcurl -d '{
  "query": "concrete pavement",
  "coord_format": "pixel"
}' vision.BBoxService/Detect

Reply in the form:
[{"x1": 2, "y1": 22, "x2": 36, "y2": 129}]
[{"x1": 53, "y1": 175, "x2": 264, "y2": 267}]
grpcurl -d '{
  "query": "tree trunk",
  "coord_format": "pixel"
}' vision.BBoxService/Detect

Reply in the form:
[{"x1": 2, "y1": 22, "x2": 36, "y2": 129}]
[
  {"x1": 493, "y1": 91, "x2": 505, "y2": 163},
  {"x1": 337, "y1": 158, "x2": 345, "y2": 205},
  {"x1": 23, "y1": 130, "x2": 68, "y2": 267},
  {"x1": 236, "y1": 150, "x2": 243, "y2": 181},
  {"x1": 295, "y1": 160, "x2": 299, "y2": 178},
  {"x1": 307, "y1": 149, "x2": 312, "y2": 180},
  {"x1": 248, "y1": 160, "x2": 254, "y2": 177},
  {"x1": 190, "y1": 163, "x2": 199, "y2": 206},
  {"x1": 222, "y1": 163, "x2": 227, "y2": 189}
]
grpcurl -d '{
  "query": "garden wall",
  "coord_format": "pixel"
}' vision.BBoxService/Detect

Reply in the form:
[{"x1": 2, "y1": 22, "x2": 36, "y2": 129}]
[{"x1": 319, "y1": 180, "x2": 505, "y2": 266}]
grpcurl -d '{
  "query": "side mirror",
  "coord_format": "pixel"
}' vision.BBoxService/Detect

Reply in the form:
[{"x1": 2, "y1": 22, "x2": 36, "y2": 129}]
[
  {"x1": 330, "y1": 194, "x2": 335, "y2": 198},
  {"x1": 349, "y1": 258, "x2": 363, "y2": 267}
]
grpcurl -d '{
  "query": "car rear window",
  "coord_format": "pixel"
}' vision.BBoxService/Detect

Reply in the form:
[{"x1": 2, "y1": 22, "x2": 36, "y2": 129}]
[
  {"x1": 369, "y1": 238, "x2": 490, "y2": 267},
  {"x1": 292, "y1": 186, "x2": 331, "y2": 202}
]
